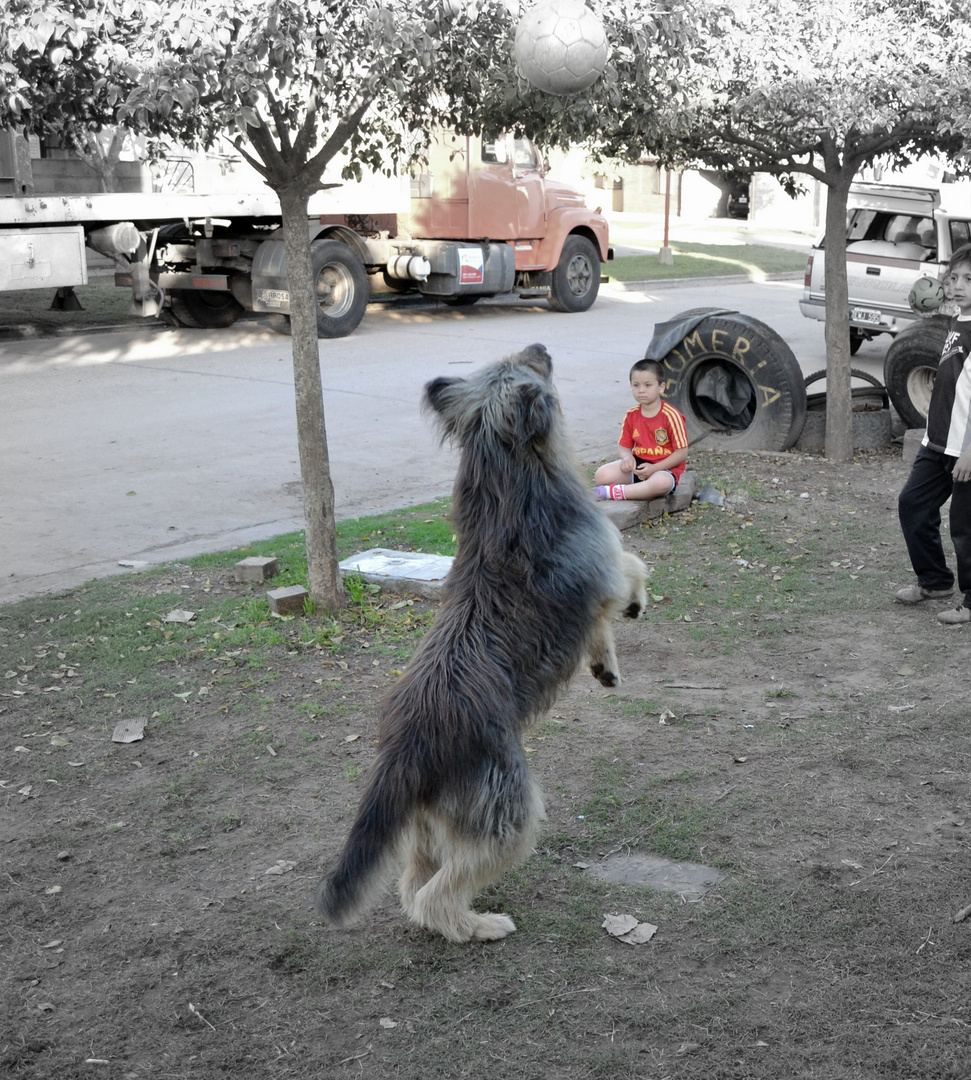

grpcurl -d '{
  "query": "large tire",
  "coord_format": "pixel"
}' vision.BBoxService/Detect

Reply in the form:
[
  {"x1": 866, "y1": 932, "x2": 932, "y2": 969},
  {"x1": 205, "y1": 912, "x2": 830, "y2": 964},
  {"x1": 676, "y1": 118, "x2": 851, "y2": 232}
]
[
  {"x1": 803, "y1": 368, "x2": 888, "y2": 412},
  {"x1": 658, "y1": 309, "x2": 807, "y2": 451},
  {"x1": 309, "y1": 239, "x2": 369, "y2": 339},
  {"x1": 883, "y1": 315, "x2": 949, "y2": 429},
  {"x1": 548, "y1": 235, "x2": 600, "y2": 313},
  {"x1": 169, "y1": 288, "x2": 243, "y2": 329},
  {"x1": 797, "y1": 370, "x2": 891, "y2": 453}
]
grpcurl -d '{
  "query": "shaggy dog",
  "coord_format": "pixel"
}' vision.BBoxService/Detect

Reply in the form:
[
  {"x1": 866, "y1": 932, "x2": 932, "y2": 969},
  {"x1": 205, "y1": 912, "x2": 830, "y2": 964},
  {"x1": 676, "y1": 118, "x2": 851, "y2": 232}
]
[{"x1": 315, "y1": 344, "x2": 648, "y2": 942}]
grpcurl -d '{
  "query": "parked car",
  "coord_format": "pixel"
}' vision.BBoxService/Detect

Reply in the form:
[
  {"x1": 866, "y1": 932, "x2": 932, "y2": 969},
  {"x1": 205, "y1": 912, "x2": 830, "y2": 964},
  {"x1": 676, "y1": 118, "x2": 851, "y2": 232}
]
[
  {"x1": 799, "y1": 181, "x2": 971, "y2": 426},
  {"x1": 727, "y1": 186, "x2": 750, "y2": 219}
]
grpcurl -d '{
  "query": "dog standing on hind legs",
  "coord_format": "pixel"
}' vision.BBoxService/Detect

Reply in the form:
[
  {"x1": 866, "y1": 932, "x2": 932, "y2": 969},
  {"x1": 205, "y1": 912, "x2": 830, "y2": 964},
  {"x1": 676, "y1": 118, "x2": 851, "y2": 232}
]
[{"x1": 314, "y1": 344, "x2": 648, "y2": 943}]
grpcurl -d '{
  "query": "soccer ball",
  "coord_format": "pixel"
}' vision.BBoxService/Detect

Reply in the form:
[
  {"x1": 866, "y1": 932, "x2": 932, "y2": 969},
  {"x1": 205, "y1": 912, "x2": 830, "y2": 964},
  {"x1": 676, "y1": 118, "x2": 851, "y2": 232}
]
[
  {"x1": 514, "y1": 0, "x2": 609, "y2": 97},
  {"x1": 909, "y1": 275, "x2": 945, "y2": 313}
]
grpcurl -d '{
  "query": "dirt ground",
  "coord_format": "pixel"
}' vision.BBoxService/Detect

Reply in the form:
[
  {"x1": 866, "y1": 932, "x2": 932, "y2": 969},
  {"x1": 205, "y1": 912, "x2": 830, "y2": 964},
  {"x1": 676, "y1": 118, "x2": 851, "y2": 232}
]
[{"x1": 3, "y1": 446, "x2": 971, "y2": 1079}]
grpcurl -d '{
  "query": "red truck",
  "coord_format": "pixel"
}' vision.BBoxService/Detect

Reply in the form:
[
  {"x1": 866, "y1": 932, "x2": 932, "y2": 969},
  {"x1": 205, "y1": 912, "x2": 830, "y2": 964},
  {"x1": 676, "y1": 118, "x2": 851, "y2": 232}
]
[{"x1": 0, "y1": 130, "x2": 611, "y2": 338}]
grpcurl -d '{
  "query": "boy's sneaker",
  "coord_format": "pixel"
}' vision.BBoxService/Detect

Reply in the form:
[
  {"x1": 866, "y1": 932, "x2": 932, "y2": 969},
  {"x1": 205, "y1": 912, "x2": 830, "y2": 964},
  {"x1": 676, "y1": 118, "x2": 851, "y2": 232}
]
[
  {"x1": 895, "y1": 585, "x2": 954, "y2": 604},
  {"x1": 937, "y1": 605, "x2": 971, "y2": 625}
]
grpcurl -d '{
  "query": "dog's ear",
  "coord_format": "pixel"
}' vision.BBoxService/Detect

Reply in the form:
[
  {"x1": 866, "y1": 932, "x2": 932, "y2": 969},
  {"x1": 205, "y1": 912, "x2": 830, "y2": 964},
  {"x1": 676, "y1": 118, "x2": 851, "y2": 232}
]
[
  {"x1": 424, "y1": 376, "x2": 464, "y2": 415},
  {"x1": 519, "y1": 343, "x2": 553, "y2": 379},
  {"x1": 423, "y1": 375, "x2": 467, "y2": 441},
  {"x1": 515, "y1": 382, "x2": 558, "y2": 445}
]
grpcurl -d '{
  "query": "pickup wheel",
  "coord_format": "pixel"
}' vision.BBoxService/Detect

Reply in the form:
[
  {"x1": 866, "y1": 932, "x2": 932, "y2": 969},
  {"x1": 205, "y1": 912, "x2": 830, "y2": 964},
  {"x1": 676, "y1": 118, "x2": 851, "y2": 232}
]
[
  {"x1": 655, "y1": 308, "x2": 807, "y2": 451},
  {"x1": 883, "y1": 315, "x2": 949, "y2": 429},
  {"x1": 310, "y1": 240, "x2": 369, "y2": 338},
  {"x1": 548, "y1": 235, "x2": 600, "y2": 313},
  {"x1": 169, "y1": 289, "x2": 244, "y2": 329}
]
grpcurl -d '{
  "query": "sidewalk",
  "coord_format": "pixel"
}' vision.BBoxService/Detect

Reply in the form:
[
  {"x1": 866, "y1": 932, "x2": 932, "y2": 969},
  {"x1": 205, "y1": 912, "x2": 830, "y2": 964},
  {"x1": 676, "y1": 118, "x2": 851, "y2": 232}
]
[{"x1": 605, "y1": 210, "x2": 815, "y2": 257}]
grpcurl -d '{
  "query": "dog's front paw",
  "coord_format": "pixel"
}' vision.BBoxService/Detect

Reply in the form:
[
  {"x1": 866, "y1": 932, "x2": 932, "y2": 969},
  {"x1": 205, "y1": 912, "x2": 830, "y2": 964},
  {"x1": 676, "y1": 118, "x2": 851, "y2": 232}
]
[{"x1": 591, "y1": 662, "x2": 619, "y2": 687}]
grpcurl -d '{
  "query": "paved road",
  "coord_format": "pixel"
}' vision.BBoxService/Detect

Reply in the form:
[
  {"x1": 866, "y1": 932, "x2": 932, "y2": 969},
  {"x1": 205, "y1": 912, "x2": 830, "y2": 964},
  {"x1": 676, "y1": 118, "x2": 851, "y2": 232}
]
[{"x1": 0, "y1": 277, "x2": 887, "y2": 603}]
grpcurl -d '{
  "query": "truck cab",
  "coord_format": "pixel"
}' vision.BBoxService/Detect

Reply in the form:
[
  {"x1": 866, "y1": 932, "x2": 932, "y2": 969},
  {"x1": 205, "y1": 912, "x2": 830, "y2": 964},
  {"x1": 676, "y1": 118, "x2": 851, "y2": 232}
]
[{"x1": 799, "y1": 182, "x2": 971, "y2": 352}]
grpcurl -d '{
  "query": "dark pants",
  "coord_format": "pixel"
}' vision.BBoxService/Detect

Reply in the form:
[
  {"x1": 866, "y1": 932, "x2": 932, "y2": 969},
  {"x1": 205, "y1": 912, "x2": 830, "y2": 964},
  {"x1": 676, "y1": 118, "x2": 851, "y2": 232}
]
[{"x1": 898, "y1": 446, "x2": 971, "y2": 604}]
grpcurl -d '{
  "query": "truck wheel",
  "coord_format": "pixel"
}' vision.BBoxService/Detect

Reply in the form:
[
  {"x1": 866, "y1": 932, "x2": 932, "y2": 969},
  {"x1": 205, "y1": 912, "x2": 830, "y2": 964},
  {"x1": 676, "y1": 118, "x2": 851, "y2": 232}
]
[
  {"x1": 310, "y1": 239, "x2": 369, "y2": 338},
  {"x1": 883, "y1": 315, "x2": 949, "y2": 429},
  {"x1": 548, "y1": 235, "x2": 600, "y2": 313},
  {"x1": 656, "y1": 309, "x2": 807, "y2": 451},
  {"x1": 169, "y1": 289, "x2": 243, "y2": 329}
]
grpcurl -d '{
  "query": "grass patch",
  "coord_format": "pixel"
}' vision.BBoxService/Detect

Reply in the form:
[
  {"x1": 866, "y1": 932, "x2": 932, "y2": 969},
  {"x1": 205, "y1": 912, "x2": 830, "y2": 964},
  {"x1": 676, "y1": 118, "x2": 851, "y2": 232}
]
[
  {"x1": 607, "y1": 241, "x2": 807, "y2": 282},
  {"x1": 5, "y1": 446, "x2": 971, "y2": 1080}
]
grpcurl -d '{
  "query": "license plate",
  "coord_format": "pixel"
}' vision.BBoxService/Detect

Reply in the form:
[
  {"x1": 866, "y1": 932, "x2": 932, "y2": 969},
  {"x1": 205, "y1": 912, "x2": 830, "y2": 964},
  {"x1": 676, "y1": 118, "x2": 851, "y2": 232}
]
[{"x1": 851, "y1": 307, "x2": 882, "y2": 325}]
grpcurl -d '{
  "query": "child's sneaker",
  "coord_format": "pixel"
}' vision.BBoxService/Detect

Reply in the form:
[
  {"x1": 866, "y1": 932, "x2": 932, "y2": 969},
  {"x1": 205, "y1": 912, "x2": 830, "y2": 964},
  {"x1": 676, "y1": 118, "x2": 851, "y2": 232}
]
[
  {"x1": 895, "y1": 585, "x2": 954, "y2": 604},
  {"x1": 937, "y1": 605, "x2": 971, "y2": 625}
]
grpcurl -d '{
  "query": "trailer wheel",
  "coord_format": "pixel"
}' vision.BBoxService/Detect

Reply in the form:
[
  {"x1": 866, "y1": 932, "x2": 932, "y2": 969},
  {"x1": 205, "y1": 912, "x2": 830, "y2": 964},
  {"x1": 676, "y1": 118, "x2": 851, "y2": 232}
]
[
  {"x1": 883, "y1": 315, "x2": 949, "y2": 429},
  {"x1": 310, "y1": 239, "x2": 369, "y2": 338},
  {"x1": 655, "y1": 309, "x2": 807, "y2": 451},
  {"x1": 548, "y1": 235, "x2": 600, "y2": 313},
  {"x1": 169, "y1": 289, "x2": 243, "y2": 329}
]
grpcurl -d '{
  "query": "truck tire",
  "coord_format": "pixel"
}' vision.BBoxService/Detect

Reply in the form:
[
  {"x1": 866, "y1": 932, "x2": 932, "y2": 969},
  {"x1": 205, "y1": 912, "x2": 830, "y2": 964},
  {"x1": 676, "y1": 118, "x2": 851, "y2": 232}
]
[
  {"x1": 169, "y1": 289, "x2": 244, "y2": 329},
  {"x1": 883, "y1": 315, "x2": 949, "y2": 429},
  {"x1": 548, "y1": 235, "x2": 600, "y2": 313},
  {"x1": 310, "y1": 239, "x2": 369, "y2": 338},
  {"x1": 656, "y1": 309, "x2": 807, "y2": 451}
]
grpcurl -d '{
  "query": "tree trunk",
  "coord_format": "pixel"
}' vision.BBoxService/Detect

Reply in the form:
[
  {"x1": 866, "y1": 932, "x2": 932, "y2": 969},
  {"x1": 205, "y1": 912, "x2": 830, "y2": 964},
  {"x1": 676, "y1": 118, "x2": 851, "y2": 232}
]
[
  {"x1": 822, "y1": 173, "x2": 855, "y2": 463},
  {"x1": 277, "y1": 185, "x2": 345, "y2": 612}
]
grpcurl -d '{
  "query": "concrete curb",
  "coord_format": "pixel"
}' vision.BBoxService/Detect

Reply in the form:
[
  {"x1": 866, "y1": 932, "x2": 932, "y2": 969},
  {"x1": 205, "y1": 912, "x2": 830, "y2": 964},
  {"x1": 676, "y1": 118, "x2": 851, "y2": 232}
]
[{"x1": 604, "y1": 271, "x2": 803, "y2": 293}]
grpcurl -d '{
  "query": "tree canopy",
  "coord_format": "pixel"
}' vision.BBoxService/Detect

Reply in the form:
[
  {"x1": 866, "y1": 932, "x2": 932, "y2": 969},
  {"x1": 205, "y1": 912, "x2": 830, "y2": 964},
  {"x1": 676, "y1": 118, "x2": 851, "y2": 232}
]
[{"x1": 585, "y1": 0, "x2": 971, "y2": 460}]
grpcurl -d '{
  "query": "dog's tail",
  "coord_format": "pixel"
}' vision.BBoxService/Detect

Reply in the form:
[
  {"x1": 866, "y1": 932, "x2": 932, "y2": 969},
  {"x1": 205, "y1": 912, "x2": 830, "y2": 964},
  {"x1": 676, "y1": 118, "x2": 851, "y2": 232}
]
[{"x1": 314, "y1": 755, "x2": 412, "y2": 927}]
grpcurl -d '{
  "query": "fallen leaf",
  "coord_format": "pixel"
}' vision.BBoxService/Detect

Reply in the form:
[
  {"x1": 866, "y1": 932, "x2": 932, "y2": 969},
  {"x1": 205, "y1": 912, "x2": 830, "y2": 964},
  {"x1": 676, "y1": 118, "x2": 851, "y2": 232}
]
[
  {"x1": 602, "y1": 913, "x2": 658, "y2": 946},
  {"x1": 265, "y1": 860, "x2": 296, "y2": 876},
  {"x1": 163, "y1": 610, "x2": 195, "y2": 623},
  {"x1": 111, "y1": 719, "x2": 145, "y2": 744},
  {"x1": 379, "y1": 1017, "x2": 398, "y2": 1029}
]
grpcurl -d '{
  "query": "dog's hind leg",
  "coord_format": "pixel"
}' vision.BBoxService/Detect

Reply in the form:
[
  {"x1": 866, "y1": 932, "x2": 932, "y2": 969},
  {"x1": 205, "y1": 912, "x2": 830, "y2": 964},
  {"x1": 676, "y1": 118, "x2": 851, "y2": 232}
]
[
  {"x1": 398, "y1": 817, "x2": 439, "y2": 922},
  {"x1": 408, "y1": 786, "x2": 543, "y2": 943}
]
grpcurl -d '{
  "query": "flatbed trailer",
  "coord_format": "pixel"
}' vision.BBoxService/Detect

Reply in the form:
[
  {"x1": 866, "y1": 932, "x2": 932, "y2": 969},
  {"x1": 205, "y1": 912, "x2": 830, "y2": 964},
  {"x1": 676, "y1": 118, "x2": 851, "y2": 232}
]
[{"x1": 1, "y1": 131, "x2": 611, "y2": 338}]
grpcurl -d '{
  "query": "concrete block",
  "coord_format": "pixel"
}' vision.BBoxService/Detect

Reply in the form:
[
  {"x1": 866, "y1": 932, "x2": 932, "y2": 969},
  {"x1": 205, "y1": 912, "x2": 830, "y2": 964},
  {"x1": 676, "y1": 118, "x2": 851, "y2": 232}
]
[
  {"x1": 902, "y1": 428, "x2": 925, "y2": 466},
  {"x1": 339, "y1": 548, "x2": 453, "y2": 600},
  {"x1": 266, "y1": 584, "x2": 309, "y2": 615},
  {"x1": 595, "y1": 470, "x2": 699, "y2": 530},
  {"x1": 234, "y1": 556, "x2": 279, "y2": 582}
]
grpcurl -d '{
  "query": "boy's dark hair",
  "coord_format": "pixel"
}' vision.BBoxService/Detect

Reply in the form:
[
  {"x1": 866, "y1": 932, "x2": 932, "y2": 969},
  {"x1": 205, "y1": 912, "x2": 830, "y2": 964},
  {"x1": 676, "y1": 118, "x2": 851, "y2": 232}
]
[
  {"x1": 948, "y1": 244, "x2": 971, "y2": 272},
  {"x1": 629, "y1": 358, "x2": 665, "y2": 381}
]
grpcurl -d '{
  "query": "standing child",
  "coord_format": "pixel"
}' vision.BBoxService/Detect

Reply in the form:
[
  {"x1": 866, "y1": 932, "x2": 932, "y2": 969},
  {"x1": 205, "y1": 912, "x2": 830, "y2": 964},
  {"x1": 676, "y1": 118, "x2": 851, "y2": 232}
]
[
  {"x1": 896, "y1": 243, "x2": 971, "y2": 624},
  {"x1": 595, "y1": 358, "x2": 688, "y2": 501}
]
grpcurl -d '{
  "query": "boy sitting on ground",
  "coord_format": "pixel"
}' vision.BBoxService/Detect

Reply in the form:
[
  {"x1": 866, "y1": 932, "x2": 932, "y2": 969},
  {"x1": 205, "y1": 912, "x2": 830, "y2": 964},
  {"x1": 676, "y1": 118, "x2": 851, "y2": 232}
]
[{"x1": 595, "y1": 358, "x2": 688, "y2": 501}]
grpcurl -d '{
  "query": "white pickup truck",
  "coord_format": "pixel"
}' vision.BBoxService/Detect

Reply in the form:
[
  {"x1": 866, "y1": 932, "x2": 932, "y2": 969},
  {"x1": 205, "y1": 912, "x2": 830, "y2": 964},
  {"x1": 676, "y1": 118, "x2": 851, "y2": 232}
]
[{"x1": 799, "y1": 182, "x2": 971, "y2": 427}]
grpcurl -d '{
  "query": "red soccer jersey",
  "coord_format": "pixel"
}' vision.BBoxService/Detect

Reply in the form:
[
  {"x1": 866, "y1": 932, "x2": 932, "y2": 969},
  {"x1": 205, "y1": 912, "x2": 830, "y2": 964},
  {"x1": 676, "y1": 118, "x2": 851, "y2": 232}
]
[{"x1": 619, "y1": 402, "x2": 689, "y2": 480}]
